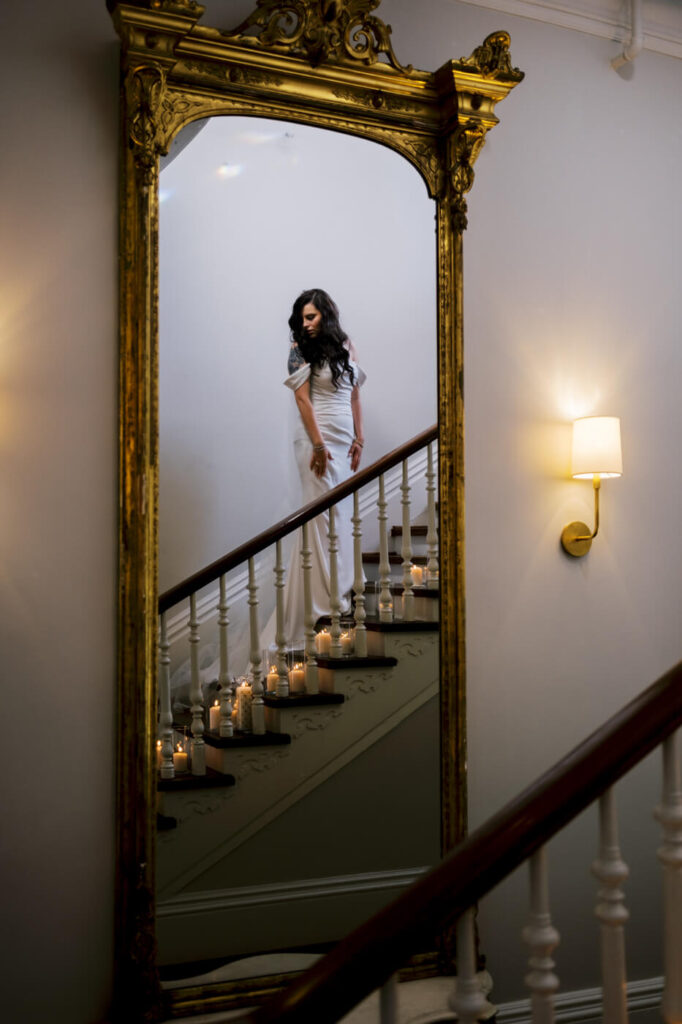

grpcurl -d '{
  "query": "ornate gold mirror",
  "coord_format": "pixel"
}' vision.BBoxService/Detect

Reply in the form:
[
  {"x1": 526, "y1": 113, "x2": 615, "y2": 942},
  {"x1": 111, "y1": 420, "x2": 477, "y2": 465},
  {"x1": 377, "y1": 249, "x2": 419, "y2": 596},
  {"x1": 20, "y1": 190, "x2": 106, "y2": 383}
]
[{"x1": 109, "y1": 1, "x2": 522, "y2": 1018}]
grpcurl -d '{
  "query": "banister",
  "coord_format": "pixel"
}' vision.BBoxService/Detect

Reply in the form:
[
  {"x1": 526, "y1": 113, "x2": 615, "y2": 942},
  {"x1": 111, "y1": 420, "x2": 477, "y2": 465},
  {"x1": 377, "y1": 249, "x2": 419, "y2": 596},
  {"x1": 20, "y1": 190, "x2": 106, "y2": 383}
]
[
  {"x1": 241, "y1": 662, "x2": 682, "y2": 1024},
  {"x1": 158, "y1": 424, "x2": 438, "y2": 614}
]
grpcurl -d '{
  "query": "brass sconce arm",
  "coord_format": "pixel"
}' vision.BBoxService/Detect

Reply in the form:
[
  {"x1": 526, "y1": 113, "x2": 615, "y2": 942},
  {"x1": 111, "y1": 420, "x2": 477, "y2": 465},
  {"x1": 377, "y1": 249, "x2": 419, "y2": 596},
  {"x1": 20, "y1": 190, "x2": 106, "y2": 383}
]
[
  {"x1": 561, "y1": 475, "x2": 600, "y2": 557},
  {"x1": 560, "y1": 416, "x2": 622, "y2": 558}
]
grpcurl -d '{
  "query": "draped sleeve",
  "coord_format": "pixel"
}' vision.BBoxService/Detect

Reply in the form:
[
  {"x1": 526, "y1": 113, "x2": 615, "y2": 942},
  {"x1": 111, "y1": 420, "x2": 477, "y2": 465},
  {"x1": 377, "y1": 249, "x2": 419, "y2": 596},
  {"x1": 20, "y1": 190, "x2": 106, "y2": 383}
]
[
  {"x1": 284, "y1": 362, "x2": 311, "y2": 391},
  {"x1": 353, "y1": 363, "x2": 367, "y2": 388}
]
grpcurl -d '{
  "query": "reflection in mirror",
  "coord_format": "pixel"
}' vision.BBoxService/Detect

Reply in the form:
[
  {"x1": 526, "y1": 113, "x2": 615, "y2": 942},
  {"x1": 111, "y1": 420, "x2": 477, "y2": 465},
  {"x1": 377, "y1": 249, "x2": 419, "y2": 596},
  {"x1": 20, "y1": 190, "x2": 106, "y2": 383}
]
[{"x1": 156, "y1": 116, "x2": 440, "y2": 978}]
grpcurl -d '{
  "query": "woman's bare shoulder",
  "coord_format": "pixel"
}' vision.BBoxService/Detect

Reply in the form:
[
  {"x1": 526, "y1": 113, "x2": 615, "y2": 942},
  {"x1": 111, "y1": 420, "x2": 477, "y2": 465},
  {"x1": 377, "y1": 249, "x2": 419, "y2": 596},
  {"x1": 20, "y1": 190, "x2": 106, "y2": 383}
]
[{"x1": 345, "y1": 339, "x2": 359, "y2": 361}]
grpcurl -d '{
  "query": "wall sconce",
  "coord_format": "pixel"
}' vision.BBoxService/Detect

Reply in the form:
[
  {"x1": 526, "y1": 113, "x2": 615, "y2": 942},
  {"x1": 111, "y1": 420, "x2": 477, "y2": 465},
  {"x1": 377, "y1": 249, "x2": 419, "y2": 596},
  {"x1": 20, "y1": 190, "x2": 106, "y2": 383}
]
[{"x1": 561, "y1": 416, "x2": 622, "y2": 557}]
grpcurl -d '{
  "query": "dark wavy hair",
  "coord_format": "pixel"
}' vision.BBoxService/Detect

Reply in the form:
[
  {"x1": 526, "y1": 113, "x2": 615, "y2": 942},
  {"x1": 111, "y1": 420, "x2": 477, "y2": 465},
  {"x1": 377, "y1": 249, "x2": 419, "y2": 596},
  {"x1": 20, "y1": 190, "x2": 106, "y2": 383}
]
[{"x1": 288, "y1": 288, "x2": 355, "y2": 389}]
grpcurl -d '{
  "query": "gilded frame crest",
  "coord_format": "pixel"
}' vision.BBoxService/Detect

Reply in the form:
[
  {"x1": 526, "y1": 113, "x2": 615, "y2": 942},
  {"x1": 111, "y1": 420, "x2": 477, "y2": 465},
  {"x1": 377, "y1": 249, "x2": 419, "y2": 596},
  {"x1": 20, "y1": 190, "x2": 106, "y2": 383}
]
[{"x1": 107, "y1": 0, "x2": 522, "y2": 1018}]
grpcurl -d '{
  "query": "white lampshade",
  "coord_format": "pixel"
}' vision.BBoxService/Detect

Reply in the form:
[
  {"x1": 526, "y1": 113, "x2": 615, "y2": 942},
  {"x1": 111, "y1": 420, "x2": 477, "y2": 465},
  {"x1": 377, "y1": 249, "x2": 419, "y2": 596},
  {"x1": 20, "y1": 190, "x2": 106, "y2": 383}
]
[{"x1": 571, "y1": 416, "x2": 623, "y2": 479}]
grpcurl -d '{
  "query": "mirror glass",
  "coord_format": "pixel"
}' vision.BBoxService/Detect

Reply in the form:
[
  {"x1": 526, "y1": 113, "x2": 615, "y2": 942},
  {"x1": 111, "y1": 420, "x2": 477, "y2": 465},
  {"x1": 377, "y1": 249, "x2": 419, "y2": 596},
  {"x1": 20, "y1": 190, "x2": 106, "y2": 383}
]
[{"x1": 157, "y1": 115, "x2": 440, "y2": 980}]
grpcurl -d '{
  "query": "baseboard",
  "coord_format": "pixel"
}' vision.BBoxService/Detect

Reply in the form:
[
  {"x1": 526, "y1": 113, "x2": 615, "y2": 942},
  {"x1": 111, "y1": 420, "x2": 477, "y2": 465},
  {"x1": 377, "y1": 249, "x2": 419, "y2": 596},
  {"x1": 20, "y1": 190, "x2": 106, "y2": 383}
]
[{"x1": 496, "y1": 976, "x2": 664, "y2": 1024}]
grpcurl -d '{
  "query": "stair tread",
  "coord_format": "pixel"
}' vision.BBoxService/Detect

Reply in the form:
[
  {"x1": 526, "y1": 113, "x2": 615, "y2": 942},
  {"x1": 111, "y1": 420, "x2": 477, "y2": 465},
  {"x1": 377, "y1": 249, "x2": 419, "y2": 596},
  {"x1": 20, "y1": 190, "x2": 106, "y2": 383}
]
[
  {"x1": 204, "y1": 730, "x2": 291, "y2": 749},
  {"x1": 314, "y1": 654, "x2": 398, "y2": 669},
  {"x1": 390, "y1": 525, "x2": 429, "y2": 536},
  {"x1": 263, "y1": 692, "x2": 345, "y2": 708},
  {"x1": 362, "y1": 552, "x2": 427, "y2": 564},
  {"x1": 157, "y1": 766, "x2": 236, "y2": 791},
  {"x1": 363, "y1": 581, "x2": 439, "y2": 598}
]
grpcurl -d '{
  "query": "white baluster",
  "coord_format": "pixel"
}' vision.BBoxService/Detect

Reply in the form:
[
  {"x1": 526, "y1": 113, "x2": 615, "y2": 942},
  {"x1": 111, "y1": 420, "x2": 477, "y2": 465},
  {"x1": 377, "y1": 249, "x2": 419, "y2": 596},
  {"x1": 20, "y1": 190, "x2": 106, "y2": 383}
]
[
  {"x1": 380, "y1": 973, "x2": 398, "y2": 1024},
  {"x1": 188, "y1": 594, "x2": 206, "y2": 775},
  {"x1": 274, "y1": 539, "x2": 290, "y2": 696},
  {"x1": 158, "y1": 612, "x2": 174, "y2": 779},
  {"x1": 426, "y1": 441, "x2": 439, "y2": 588},
  {"x1": 301, "y1": 525, "x2": 318, "y2": 693},
  {"x1": 328, "y1": 504, "x2": 342, "y2": 657},
  {"x1": 401, "y1": 458, "x2": 415, "y2": 622},
  {"x1": 378, "y1": 473, "x2": 393, "y2": 623},
  {"x1": 217, "y1": 575, "x2": 233, "y2": 737},
  {"x1": 591, "y1": 788, "x2": 629, "y2": 1024},
  {"x1": 449, "y1": 908, "x2": 492, "y2": 1024},
  {"x1": 352, "y1": 491, "x2": 367, "y2": 657},
  {"x1": 655, "y1": 729, "x2": 682, "y2": 1024},
  {"x1": 523, "y1": 847, "x2": 560, "y2": 1024},
  {"x1": 248, "y1": 557, "x2": 265, "y2": 734}
]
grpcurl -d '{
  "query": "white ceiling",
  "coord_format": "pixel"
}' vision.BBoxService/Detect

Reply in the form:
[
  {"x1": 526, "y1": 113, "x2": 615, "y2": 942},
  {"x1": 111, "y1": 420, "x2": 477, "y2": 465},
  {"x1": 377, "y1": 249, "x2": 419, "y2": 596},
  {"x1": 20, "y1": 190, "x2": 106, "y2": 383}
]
[{"x1": 201, "y1": 0, "x2": 682, "y2": 61}]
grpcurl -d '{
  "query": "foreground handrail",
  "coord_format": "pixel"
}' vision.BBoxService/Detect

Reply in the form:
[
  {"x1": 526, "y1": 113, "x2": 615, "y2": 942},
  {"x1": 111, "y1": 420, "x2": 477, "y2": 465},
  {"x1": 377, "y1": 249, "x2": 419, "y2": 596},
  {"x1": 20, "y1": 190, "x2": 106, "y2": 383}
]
[
  {"x1": 239, "y1": 663, "x2": 682, "y2": 1024},
  {"x1": 159, "y1": 424, "x2": 438, "y2": 614}
]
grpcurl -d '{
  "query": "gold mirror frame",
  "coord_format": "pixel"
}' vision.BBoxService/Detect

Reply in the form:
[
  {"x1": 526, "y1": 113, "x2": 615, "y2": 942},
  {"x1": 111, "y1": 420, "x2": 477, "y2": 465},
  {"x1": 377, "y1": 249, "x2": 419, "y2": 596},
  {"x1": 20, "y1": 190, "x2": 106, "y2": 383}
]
[{"x1": 108, "y1": 1, "x2": 522, "y2": 1018}]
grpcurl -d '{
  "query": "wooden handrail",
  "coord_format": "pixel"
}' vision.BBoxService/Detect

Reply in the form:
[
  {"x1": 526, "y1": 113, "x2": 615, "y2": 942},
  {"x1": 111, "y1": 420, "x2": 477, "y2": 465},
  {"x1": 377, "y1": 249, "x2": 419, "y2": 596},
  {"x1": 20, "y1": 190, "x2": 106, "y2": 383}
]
[
  {"x1": 243, "y1": 662, "x2": 682, "y2": 1024},
  {"x1": 159, "y1": 424, "x2": 438, "y2": 613}
]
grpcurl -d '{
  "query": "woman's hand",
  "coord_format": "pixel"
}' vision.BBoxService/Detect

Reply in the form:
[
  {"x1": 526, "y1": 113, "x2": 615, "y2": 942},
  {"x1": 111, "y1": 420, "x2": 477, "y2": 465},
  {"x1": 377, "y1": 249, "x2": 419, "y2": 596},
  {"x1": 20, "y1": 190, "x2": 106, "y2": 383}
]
[
  {"x1": 348, "y1": 438, "x2": 363, "y2": 472},
  {"x1": 310, "y1": 445, "x2": 333, "y2": 478}
]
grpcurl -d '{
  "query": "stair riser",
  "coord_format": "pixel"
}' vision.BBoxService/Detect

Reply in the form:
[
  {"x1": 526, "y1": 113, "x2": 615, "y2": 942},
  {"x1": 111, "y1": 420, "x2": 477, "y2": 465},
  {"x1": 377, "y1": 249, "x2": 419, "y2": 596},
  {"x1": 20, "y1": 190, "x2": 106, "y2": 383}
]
[{"x1": 364, "y1": 591, "x2": 439, "y2": 622}]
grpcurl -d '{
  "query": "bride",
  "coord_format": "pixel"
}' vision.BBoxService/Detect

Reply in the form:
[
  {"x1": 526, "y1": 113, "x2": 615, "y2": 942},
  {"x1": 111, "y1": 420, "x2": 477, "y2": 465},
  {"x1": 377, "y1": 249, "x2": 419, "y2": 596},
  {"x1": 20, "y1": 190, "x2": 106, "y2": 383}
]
[{"x1": 279, "y1": 288, "x2": 366, "y2": 647}]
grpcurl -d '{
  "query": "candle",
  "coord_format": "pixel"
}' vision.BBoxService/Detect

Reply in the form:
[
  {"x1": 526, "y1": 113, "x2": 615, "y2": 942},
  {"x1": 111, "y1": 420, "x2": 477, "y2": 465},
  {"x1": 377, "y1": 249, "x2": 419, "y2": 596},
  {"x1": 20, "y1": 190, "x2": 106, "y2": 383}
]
[
  {"x1": 209, "y1": 700, "x2": 220, "y2": 732},
  {"x1": 266, "y1": 664, "x2": 280, "y2": 693},
  {"x1": 315, "y1": 629, "x2": 331, "y2": 655},
  {"x1": 288, "y1": 662, "x2": 305, "y2": 693},
  {"x1": 156, "y1": 739, "x2": 162, "y2": 768},
  {"x1": 172, "y1": 744, "x2": 188, "y2": 773},
  {"x1": 340, "y1": 631, "x2": 353, "y2": 655},
  {"x1": 411, "y1": 564, "x2": 424, "y2": 586},
  {"x1": 235, "y1": 681, "x2": 253, "y2": 731}
]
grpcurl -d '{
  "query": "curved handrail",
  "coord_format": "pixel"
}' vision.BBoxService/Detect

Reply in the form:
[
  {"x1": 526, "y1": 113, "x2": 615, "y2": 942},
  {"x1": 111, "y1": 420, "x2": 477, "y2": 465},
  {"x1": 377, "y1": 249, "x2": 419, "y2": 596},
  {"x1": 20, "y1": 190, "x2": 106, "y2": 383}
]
[
  {"x1": 159, "y1": 424, "x2": 438, "y2": 614},
  {"x1": 241, "y1": 661, "x2": 682, "y2": 1024}
]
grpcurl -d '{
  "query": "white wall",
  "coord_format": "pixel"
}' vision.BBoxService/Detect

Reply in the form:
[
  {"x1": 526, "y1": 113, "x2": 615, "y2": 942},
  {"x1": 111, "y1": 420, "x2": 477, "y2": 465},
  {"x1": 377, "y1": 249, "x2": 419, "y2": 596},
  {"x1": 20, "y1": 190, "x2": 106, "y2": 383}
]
[
  {"x1": 0, "y1": 0, "x2": 117, "y2": 1020},
  {"x1": 382, "y1": 0, "x2": 682, "y2": 1003},
  {"x1": 2, "y1": 0, "x2": 681, "y2": 1019}
]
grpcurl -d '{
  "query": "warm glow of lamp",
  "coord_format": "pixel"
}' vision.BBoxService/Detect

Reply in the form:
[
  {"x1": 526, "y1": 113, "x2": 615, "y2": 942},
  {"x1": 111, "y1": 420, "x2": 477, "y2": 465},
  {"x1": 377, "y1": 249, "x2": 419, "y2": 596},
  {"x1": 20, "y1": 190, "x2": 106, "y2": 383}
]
[{"x1": 561, "y1": 416, "x2": 622, "y2": 557}]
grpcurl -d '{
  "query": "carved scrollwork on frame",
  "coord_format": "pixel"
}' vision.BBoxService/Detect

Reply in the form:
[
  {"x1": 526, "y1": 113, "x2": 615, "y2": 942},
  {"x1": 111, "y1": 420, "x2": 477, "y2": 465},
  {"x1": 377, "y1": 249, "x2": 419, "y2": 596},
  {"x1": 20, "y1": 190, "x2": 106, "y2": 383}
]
[
  {"x1": 126, "y1": 64, "x2": 167, "y2": 184},
  {"x1": 223, "y1": 0, "x2": 412, "y2": 72},
  {"x1": 457, "y1": 30, "x2": 524, "y2": 83},
  {"x1": 447, "y1": 121, "x2": 488, "y2": 233}
]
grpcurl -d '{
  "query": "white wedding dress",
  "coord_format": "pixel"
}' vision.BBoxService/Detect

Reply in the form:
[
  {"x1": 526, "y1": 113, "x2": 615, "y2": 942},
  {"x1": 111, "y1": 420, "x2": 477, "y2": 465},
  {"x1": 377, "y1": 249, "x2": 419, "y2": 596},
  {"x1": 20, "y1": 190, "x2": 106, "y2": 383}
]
[{"x1": 276, "y1": 356, "x2": 366, "y2": 647}]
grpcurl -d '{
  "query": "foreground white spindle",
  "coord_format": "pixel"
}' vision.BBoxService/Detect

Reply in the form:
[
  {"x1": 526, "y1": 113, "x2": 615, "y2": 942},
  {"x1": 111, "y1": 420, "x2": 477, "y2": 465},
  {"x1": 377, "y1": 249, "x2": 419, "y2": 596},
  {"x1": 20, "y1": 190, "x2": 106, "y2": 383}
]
[
  {"x1": 352, "y1": 491, "x2": 367, "y2": 657},
  {"x1": 248, "y1": 558, "x2": 265, "y2": 734},
  {"x1": 377, "y1": 473, "x2": 393, "y2": 623},
  {"x1": 425, "y1": 442, "x2": 439, "y2": 588},
  {"x1": 655, "y1": 730, "x2": 682, "y2": 1024},
  {"x1": 523, "y1": 847, "x2": 559, "y2": 1024},
  {"x1": 217, "y1": 575, "x2": 233, "y2": 737},
  {"x1": 328, "y1": 505, "x2": 342, "y2": 657},
  {"x1": 274, "y1": 539, "x2": 290, "y2": 697},
  {"x1": 400, "y1": 458, "x2": 415, "y2": 621},
  {"x1": 591, "y1": 788, "x2": 629, "y2": 1024},
  {"x1": 380, "y1": 973, "x2": 398, "y2": 1024},
  {"x1": 301, "y1": 524, "x2": 318, "y2": 693},
  {"x1": 449, "y1": 908, "x2": 490, "y2": 1024},
  {"x1": 158, "y1": 612, "x2": 175, "y2": 779},
  {"x1": 188, "y1": 594, "x2": 206, "y2": 775}
]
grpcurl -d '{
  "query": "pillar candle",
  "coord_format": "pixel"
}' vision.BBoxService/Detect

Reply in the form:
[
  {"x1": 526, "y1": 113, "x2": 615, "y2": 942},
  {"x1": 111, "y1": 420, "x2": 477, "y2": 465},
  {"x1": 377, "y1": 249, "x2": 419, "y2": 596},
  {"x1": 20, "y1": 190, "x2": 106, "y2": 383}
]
[
  {"x1": 266, "y1": 665, "x2": 280, "y2": 693},
  {"x1": 235, "y1": 682, "x2": 253, "y2": 731},
  {"x1": 173, "y1": 745, "x2": 188, "y2": 773},
  {"x1": 340, "y1": 631, "x2": 353, "y2": 655},
  {"x1": 209, "y1": 700, "x2": 220, "y2": 731},
  {"x1": 156, "y1": 740, "x2": 162, "y2": 768},
  {"x1": 315, "y1": 629, "x2": 331, "y2": 655},
  {"x1": 288, "y1": 663, "x2": 305, "y2": 693},
  {"x1": 411, "y1": 564, "x2": 424, "y2": 586}
]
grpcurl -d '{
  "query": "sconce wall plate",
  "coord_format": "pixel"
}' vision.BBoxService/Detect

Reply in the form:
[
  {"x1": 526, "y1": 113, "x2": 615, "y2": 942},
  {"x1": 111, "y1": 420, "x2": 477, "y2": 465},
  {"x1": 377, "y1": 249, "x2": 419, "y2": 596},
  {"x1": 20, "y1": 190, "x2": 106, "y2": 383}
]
[{"x1": 561, "y1": 520, "x2": 593, "y2": 557}]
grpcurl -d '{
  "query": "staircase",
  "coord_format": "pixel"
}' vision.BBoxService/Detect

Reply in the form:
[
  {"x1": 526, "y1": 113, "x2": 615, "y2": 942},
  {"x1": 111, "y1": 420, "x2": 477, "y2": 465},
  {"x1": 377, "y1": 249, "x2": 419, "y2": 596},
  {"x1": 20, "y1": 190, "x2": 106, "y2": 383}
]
[{"x1": 156, "y1": 434, "x2": 442, "y2": 967}]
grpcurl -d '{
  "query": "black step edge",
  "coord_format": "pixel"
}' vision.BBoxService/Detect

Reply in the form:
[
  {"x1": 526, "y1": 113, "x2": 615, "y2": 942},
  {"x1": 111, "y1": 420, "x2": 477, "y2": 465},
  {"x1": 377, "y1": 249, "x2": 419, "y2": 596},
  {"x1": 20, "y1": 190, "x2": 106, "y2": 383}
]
[
  {"x1": 157, "y1": 767, "x2": 236, "y2": 792},
  {"x1": 314, "y1": 654, "x2": 398, "y2": 669},
  {"x1": 203, "y1": 730, "x2": 292, "y2": 749},
  {"x1": 362, "y1": 552, "x2": 427, "y2": 564},
  {"x1": 363, "y1": 619, "x2": 439, "y2": 632},
  {"x1": 263, "y1": 692, "x2": 345, "y2": 708}
]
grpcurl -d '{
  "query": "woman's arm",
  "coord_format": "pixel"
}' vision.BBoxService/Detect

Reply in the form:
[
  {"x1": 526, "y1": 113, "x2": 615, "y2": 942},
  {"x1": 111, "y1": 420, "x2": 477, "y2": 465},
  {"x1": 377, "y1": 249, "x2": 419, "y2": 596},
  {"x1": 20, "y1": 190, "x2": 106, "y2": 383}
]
[
  {"x1": 294, "y1": 380, "x2": 333, "y2": 478},
  {"x1": 348, "y1": 384, "x2": 364, "y2": 472}
]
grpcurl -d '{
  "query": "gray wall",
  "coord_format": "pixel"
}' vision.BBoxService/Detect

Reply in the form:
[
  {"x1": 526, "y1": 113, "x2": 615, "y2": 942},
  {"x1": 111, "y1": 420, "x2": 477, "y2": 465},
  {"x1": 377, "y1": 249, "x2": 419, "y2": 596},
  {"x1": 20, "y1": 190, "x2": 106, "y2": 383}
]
[{"x1": 2, "y1": 0, "x2": 681, "y2": 1019}]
